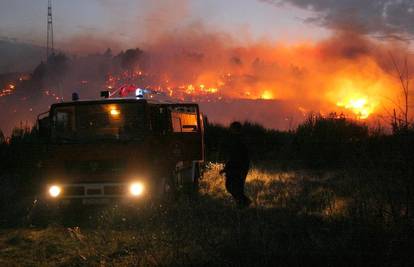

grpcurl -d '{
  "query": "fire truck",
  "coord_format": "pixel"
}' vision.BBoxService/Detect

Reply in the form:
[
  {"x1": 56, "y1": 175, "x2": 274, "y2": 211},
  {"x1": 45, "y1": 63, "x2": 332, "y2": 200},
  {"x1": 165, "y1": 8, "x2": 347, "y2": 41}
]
[{"x1": 34, "y1": 90, "x2": 204, "y2": 209}]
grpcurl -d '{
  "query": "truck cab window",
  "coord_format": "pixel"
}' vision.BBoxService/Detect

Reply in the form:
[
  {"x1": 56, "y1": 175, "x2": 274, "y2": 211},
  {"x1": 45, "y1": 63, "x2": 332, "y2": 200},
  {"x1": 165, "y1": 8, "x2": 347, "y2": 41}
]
[
  {"x1": 52, "y1": 103, "x2": 146, "y2": 142},
  {"x1": 150, "y1": 106, "x2": 170, "y2": 135},
  {"x1": 54, "y1": 108, "x2": 75, "y2": 134},
  {"x1": 170, "y1": 106, "x2": 198, "y2": 133},
  {"x1": 172, "y1": 116, "x2": 182, "y2": 132}
]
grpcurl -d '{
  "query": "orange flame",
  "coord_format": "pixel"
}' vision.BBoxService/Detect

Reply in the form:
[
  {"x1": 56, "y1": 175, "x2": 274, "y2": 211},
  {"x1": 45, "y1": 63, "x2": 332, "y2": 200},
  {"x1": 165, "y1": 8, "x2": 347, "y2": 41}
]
[{"x1": 101, "y1": 32, "x2": 409, "y2": 123}]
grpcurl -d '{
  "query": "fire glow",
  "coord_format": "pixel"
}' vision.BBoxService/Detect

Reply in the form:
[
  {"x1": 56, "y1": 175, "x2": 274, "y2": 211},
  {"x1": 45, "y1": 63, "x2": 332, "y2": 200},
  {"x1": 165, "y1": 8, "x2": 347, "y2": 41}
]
[
  {"x1": 337, "y1": 98, "x2": 375, "y2": 119},
  {"x1": 103, "y1": 60, "x2": 396, "y2": 121},
  {"x1": 0, "y1": 31, "x2": 409, "y2": 136},
  {"x1": 98, "y1": 31, "x2": 405, "y2": 121},
  {"x1": 0, "y1": 84, "x2": 16, "y2": 97},
  {"x1": 103, "y1": 68, "x2": 392, "y2": 120}
]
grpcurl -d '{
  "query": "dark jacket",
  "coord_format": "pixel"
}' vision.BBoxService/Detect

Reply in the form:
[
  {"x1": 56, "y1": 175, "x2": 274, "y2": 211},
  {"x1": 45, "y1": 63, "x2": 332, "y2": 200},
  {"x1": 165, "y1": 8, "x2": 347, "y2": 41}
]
[{"x1": 223, "y1": 135, "x2": 250, "y2": 175}]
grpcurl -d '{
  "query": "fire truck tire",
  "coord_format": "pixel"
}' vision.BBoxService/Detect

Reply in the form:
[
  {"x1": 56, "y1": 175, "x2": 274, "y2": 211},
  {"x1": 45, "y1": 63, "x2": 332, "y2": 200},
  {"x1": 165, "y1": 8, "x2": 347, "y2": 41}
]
[
  {"x1": 149, "y1": 174, "x2": 176, "y2": 201},
  {"x1": 180, "y1": 162, "x2": 201, "y2": 197},
  {"x1": 59, "y1": 205, "x2": 89, "y2": 225},
  {"x1": 163, "y1": 173, "x2": 178, "y2": 200},
  {"x1": 27, "y1": 199, "x2": 59, "y2": 227}
]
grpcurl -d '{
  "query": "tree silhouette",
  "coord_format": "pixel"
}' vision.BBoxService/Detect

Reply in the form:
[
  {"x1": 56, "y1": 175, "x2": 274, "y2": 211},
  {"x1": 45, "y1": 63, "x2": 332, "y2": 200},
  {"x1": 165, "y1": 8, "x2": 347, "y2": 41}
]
[{"x1": 120, "y1": 48, "x2": 143, "y2": 72}]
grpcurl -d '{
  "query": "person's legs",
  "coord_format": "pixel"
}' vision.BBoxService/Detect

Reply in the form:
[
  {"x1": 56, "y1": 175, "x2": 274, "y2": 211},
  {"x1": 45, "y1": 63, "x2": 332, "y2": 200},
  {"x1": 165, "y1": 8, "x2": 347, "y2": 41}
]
[
  {"x1": 239, "y1": 169, "x2": 251, "y2": 207},
  {"x1": 231, "y1": 176, "x2": 252, "y2": 207},
  {"x1": 232, "y1": 177, "x2": 244, "y2": 204},
  {"x1": 226, "y1": 173, "x2": 244, "y2": 205},
  {"x1": 226, "y1": 171, "x2": 251, "y2": 207},
  {"x1": 225, "y1": 175, "x2": 238, "y2": 199}
]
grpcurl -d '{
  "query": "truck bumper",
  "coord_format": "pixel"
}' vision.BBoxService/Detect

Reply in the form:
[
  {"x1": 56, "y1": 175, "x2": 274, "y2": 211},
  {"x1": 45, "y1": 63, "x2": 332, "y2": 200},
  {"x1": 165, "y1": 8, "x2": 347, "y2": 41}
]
[{"x1": 42, "y1": 182, "x2": 154, "y2": 205}]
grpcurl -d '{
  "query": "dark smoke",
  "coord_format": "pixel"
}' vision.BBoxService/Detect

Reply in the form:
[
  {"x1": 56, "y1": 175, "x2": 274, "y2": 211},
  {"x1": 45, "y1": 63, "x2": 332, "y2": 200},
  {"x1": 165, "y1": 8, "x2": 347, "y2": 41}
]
[
  {"x1": 1, "y1": 22, "x2": 413, "y2": 136},
  {"x1": 262, "y1": 0, "x2": 414, "y2": 41}
]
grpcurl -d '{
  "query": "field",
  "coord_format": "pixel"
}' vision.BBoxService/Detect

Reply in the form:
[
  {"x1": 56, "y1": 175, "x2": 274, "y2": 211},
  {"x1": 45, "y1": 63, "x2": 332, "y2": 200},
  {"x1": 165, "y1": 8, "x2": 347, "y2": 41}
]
[{"x1": 1, "y1": 163, "x2": 413, "y2": 267}]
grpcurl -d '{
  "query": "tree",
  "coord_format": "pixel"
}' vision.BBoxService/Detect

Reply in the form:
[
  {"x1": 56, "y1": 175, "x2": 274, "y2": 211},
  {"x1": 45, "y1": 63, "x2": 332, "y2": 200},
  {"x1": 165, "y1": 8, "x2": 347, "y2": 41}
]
[
  {"x1": 121, "y1": 48, "x2": 143, "y2": 72},
  {"x1": 0, "y1": 129, "x2": 4, "y2": 144},
  {"x1": 47, "y1": 52, "x2": 69, "y2": 77},
  {"x1": 32, "y1": 61, "x2": 47, "y2": 82},
  {"x1": 389, "y1": 53, "x2": 412, "y2": 132},
  {"x1": 104, "y1": 48, "x2": 113, "y2": 58}
]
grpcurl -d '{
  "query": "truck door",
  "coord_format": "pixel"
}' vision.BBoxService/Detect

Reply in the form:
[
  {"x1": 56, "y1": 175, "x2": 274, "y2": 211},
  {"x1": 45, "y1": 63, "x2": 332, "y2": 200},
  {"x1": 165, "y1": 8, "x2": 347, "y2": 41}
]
[{"x1": 168, "y1": 104, "x2": 204, "y2": 162}]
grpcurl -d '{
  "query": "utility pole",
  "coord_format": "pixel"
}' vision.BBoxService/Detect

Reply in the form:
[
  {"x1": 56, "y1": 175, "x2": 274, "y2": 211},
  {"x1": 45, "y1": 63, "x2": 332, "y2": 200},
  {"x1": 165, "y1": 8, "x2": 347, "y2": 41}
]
[{"x1": 46, "y1": 0, "x2": 54, "y2": 60}]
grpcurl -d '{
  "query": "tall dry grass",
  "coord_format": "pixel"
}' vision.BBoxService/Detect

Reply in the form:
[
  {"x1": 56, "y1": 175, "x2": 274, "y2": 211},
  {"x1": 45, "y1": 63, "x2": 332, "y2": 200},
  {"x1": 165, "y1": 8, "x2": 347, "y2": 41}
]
[{"x1": 0, "y1": 164, "x2": 412, "y2": 266}]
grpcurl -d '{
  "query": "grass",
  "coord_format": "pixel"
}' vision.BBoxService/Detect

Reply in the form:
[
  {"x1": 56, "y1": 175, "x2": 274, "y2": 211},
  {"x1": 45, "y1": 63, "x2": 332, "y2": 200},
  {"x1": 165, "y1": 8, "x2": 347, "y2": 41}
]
[{"x1": 0, "y1": 163, "x2": 413, "y2": 266}]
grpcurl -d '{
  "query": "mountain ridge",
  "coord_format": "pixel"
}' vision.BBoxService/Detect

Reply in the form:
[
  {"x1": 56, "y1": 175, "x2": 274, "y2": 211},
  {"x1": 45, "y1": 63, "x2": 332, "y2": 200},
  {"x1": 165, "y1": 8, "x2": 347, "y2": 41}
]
[{"x1": 0, "y1": 38, "x2": 45, "y2": 74}]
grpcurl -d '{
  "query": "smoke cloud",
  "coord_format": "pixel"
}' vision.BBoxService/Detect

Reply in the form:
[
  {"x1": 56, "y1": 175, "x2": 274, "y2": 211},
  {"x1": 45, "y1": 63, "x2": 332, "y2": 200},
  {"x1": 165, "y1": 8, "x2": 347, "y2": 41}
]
[
  {"x1": 1, "y1": 2, "x2": 413, "y2": 136},
  {"x1": 262, "y1": 0, "x2": 414, "y2": 40}
]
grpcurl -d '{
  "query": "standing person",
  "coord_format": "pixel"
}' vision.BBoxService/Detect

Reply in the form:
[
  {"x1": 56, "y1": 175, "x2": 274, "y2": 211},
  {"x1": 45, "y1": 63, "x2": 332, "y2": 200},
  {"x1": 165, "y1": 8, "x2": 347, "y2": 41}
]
[{"x1": 220, "y1": 121, "x2": 251, "y2": 208}]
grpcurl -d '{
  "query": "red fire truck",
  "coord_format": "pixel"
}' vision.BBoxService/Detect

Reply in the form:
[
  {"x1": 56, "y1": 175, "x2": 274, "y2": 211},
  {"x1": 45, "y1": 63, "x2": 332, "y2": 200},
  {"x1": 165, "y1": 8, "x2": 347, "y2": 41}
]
[{"x1": 34, "y1": 93, "x2": 204, "y2": 209}]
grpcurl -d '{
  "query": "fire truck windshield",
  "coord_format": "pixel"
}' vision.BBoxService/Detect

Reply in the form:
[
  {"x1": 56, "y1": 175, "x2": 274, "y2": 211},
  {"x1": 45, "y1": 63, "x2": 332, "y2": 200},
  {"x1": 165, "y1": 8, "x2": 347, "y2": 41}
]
[{"x1": 51, "y1": 102, "x2": 146, "y2": 142}]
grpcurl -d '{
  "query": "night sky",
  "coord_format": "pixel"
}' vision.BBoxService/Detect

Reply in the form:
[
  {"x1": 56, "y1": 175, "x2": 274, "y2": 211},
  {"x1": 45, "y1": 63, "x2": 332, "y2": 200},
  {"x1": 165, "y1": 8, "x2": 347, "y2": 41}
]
[
  {"x1": 0, "y1": 0, "x2": 350, "y2": 51},
  {"x1": 1, "y1": 0, "x2": 414, "y2": 51}
]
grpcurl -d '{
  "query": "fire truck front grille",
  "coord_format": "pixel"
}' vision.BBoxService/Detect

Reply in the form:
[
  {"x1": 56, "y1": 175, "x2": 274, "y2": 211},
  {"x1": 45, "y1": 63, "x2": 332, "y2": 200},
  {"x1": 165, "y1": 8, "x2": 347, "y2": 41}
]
[
  {"x1": 104, "y1": 185, "x2": 126, "y2": 195},
  {"x1": 60, "y1": 184, "x2": 127, "y2": 198},
  {"x1": 65, "y1": 160, "x2": 126, "y2": 175},
  {"x1": 64, "y1": 186, "x2": 85, "y2": 196},
  {"x1": 86, "y1": 188, "x2": 102, "y2": 195}
]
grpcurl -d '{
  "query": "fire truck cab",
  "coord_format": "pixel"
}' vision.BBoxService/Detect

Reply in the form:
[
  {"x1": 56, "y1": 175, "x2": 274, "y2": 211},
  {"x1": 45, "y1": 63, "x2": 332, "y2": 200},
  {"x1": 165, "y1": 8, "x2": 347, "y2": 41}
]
[{"x1": 36, "y1": 97, "x2": 204, "y2": 206}]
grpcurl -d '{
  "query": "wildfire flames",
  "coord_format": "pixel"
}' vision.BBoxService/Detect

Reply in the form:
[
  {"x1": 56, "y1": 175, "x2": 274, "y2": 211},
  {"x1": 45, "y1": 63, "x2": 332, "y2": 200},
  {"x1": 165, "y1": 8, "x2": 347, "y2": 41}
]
[
  {"x1": 99, "y1": 31, "x2": 407, "y2": 122},
  {"x1": 103, "y1": 64, "x2": 392, "y2": 121},
  {"x1": 0, "y1": 30, "x2": 412, "y2": 136},
  {"x1": 331, "y1": 76, "x2": 383, "y2": 120},
  {"x1": 337, "y1": 98, "x2": 374, "y2": 119},
  {"x1": 0, "y1": 83, "x2": 16, "y2": 97}
]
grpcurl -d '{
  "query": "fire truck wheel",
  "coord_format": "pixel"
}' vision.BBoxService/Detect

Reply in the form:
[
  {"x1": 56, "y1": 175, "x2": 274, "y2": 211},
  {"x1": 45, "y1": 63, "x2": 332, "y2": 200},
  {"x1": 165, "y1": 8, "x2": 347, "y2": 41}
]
[
  {"x1": 59, "y1": 205, "x2": 90, "y2": 225},
  {"x1": 163, "y1": 173, "x2": 178, "y2": 200},
  {"x1": 27, "y1": 199, "x2": 59, "y2": 227},
  {"x1": 182, "y1": 162, "x2": 201, "y2": 197}
]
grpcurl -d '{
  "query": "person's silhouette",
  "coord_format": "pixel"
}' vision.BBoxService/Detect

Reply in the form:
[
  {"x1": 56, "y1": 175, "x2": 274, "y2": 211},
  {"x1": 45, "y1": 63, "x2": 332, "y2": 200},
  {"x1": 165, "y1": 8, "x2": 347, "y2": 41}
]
[{"x1": 220, "y1": 121, "x2": 251, "y2": 208}]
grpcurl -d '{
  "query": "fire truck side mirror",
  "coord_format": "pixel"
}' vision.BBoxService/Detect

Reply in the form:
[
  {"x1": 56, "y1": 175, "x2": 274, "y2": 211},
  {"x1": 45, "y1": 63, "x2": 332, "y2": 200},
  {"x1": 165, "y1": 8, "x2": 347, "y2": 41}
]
[
  {"x1": 101, "y1": 91, "x2": 110, "y2": 98},
  {"x1": 72, "y1": 92, "x2": 79, "y2": 101}
]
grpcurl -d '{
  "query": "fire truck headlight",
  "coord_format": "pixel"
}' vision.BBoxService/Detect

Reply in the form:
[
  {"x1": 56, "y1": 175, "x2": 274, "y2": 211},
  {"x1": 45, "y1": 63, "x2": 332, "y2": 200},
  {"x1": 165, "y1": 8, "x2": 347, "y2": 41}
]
[
  {"x1": 48, "y1": 185, "x2": 61, "y2": 198},
  {"x1": 129, "y1": 182, "x2": 144, "y2": 197}
]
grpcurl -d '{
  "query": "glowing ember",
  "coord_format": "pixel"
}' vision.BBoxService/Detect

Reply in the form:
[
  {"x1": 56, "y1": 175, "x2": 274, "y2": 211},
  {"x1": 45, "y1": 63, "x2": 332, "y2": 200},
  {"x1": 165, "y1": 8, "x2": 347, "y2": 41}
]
[
  {"x1": 0, "y1": 84, "x2": 17, "y2": 97},
  {"x1": 336, "y1": 98, "x2": 375, "y2": 119},
  {"x1": 261, "y1": 91, "x2": 273, "y2": 100},
  {"x1": 329, "y1": 76, "x2": 384, "y2": 119},
  {"x1": 186, "y1": 84, "x2": 195, "y2": 94},
  {"x1": 205, "y1": 87, "x2": 218, "y2": 93}
]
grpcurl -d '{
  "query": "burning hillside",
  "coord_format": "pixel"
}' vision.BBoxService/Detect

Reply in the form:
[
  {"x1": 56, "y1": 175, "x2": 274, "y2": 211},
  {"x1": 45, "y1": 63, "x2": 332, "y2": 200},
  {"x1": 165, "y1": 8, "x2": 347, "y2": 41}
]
[
  {"x1": 100, "y1": 30, "x2": 410, "y2": 121},
  {"x1": 0, "y1": 28, "x2": 412, "y2": 135}
]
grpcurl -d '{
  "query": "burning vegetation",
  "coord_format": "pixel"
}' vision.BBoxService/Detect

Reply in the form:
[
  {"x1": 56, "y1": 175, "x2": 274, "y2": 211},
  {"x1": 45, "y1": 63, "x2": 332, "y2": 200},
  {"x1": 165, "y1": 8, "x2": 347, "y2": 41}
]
[
  {"x1": 0, "y1": 29, "x2": 413, "y2": 134},
  {"x1": 104, "y1": 30, "x2": 412, "y2": 125}
]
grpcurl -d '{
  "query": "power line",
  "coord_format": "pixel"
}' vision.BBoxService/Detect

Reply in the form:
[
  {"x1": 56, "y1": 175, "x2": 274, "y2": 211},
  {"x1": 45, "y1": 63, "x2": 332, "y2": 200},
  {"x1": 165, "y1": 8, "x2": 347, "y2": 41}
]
[{"x1": 46, "y1": 0, "x2": 54, "y2": 60}]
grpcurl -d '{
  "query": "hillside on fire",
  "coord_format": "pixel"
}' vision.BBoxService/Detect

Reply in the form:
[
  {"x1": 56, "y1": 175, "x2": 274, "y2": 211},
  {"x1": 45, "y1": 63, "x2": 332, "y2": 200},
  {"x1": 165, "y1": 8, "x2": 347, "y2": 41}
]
[
  {"x1": 1, "y1": 0, "x2": 414, "y2": 266},
  {"x1": 1, "y1": 28, "x2": 414, "y2": 136}
]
